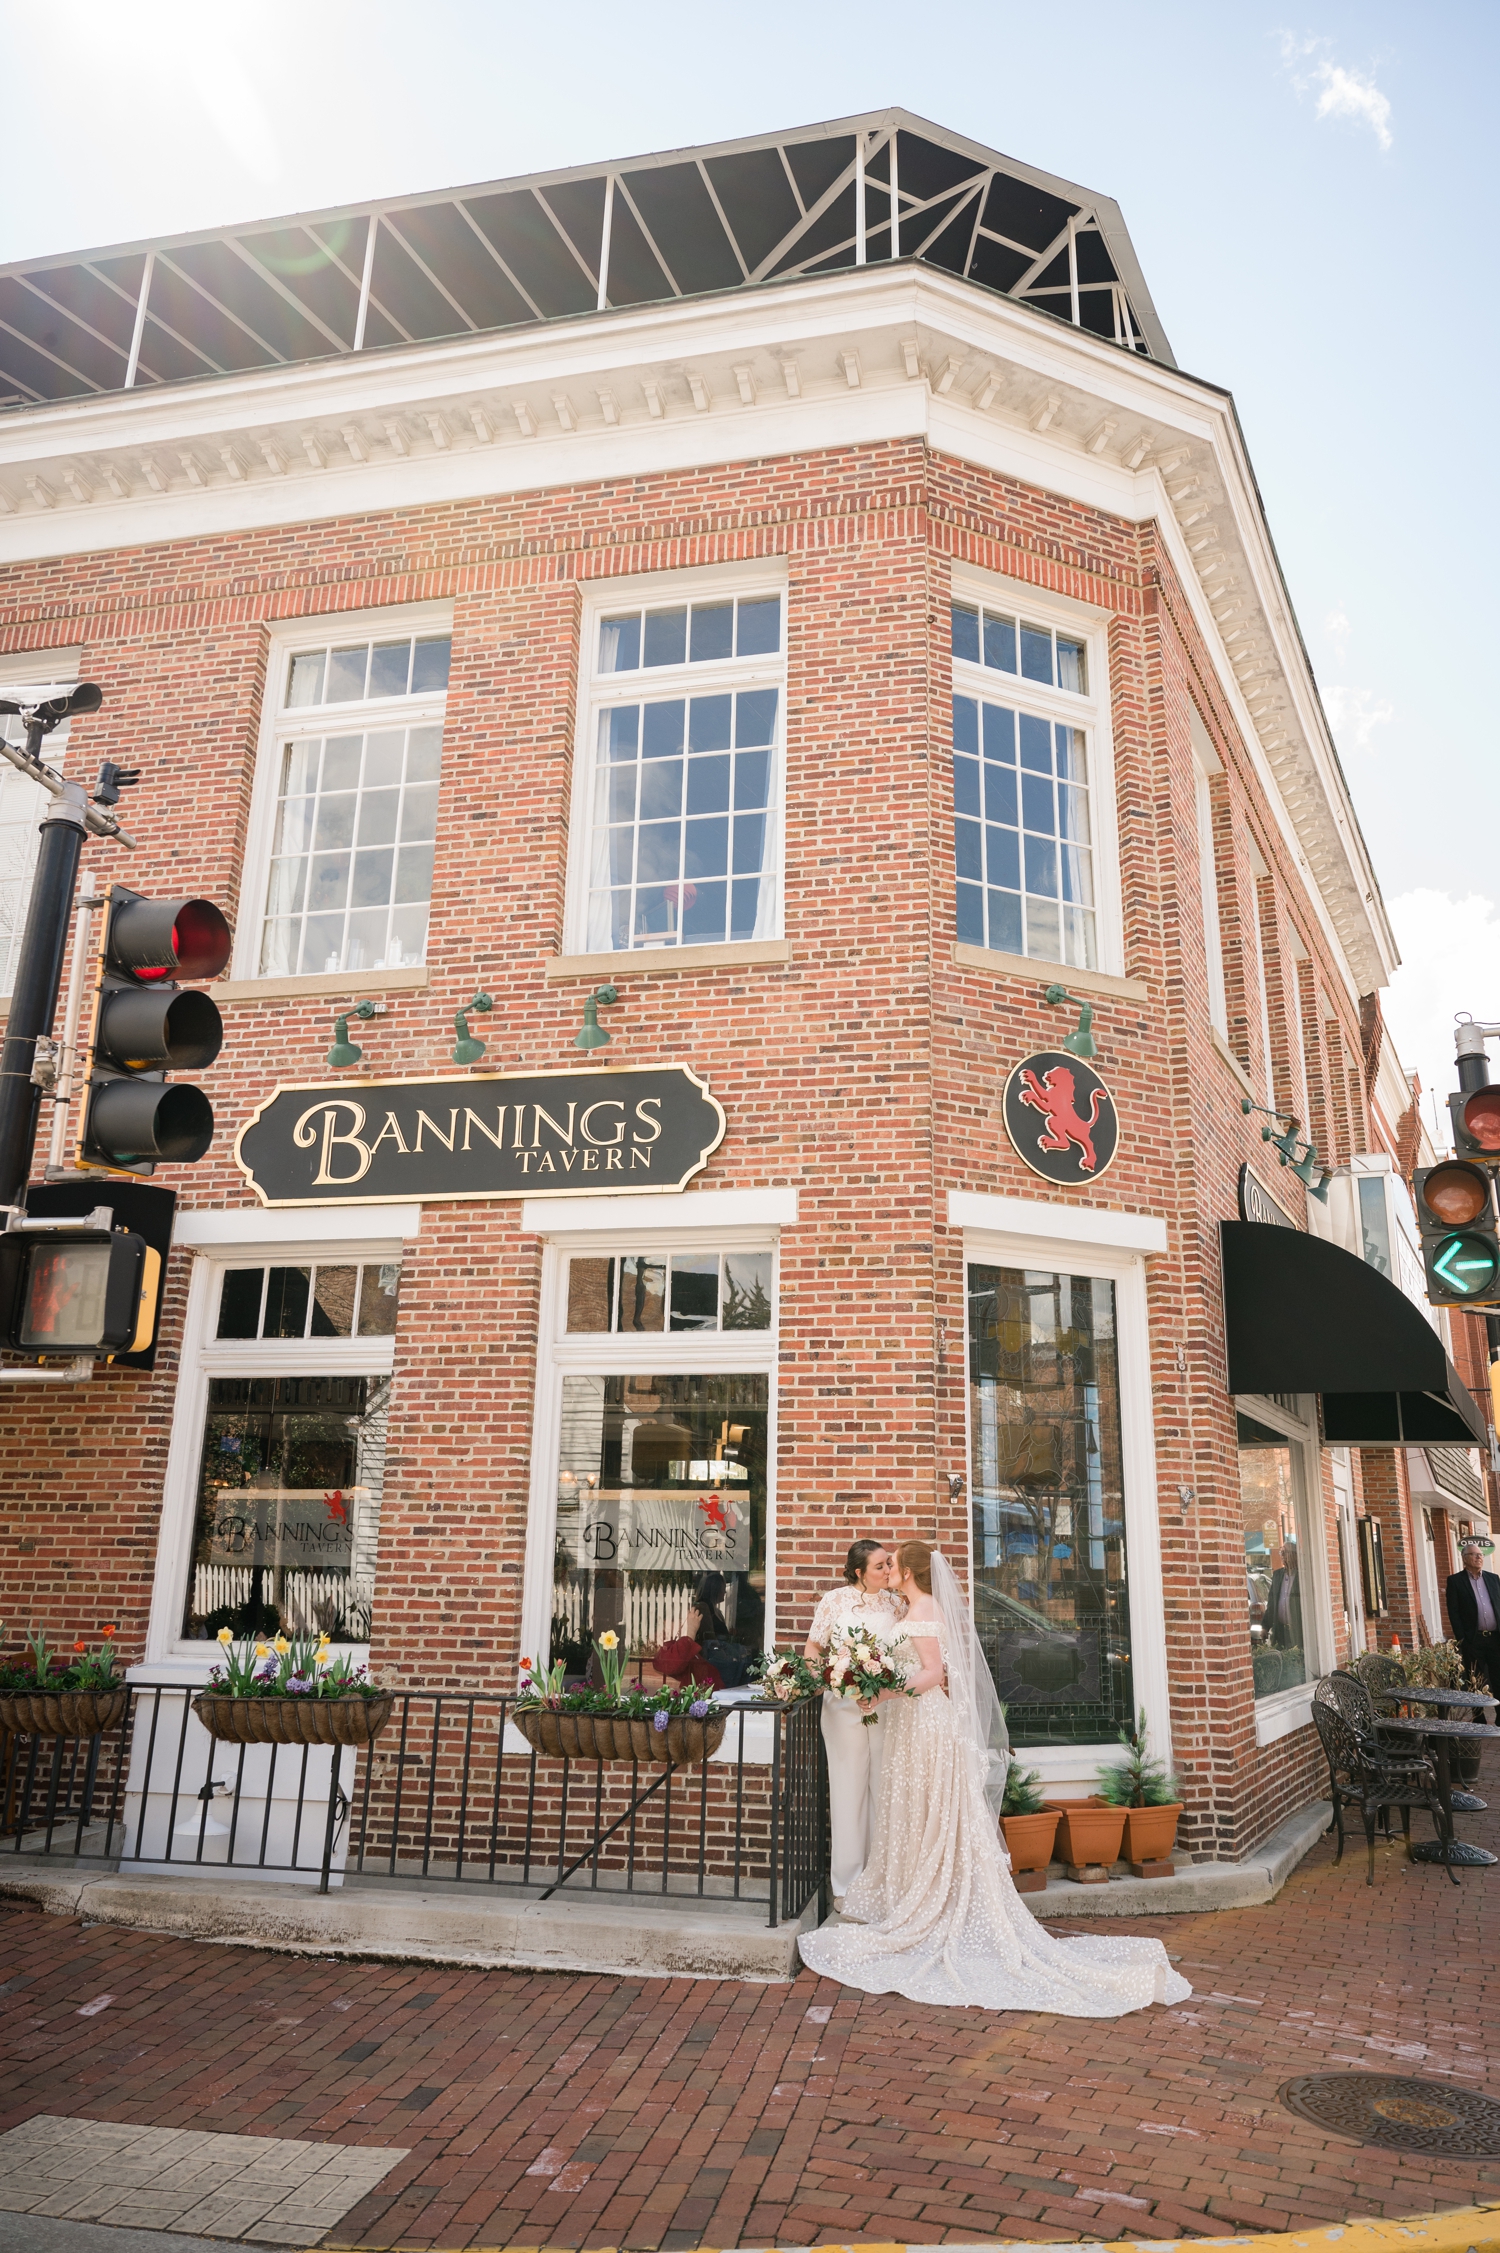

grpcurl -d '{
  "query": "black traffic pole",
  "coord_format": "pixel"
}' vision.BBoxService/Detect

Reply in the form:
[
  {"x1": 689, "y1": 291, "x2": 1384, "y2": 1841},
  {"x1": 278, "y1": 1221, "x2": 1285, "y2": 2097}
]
[
  {"x1": 0, "y1": 759, "x2": 90, "y2": 1210},
  {"x1": 0, "y1": 683, "x2": 122, "y2": 1212}
]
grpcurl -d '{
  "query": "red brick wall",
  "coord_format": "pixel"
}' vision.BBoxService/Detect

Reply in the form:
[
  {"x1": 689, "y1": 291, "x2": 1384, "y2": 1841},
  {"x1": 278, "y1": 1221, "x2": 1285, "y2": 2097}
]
[{"x1": 0, "y1": 433, "x2": 1377, "y2": 1858}]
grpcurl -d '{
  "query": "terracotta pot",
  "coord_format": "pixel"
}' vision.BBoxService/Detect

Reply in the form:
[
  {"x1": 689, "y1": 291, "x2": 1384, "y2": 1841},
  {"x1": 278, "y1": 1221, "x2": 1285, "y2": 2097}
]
[
  {"x1": 1001, "y1": 1808, "x2": 1061, "y2": 1872},
  {"x1": 1122, "y1": 1802, "x2": 1182, "y2": 1864},
  {"x1": 1044, "y1": 1798, "x2": 1127, "y2": 1868},
  {"x1": 191, "y1": 1692, "x2": 394, "y2": 1747},
  {"x1": 0, "y1": 1688, "x2": 128, "y2": 1739}
]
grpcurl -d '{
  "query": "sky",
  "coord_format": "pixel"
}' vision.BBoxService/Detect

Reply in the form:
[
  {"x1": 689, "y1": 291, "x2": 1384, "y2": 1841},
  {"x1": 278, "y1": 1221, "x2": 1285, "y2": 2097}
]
[{"x1": 2, "y1": 0, "x2": 1495, "y2": 1125}]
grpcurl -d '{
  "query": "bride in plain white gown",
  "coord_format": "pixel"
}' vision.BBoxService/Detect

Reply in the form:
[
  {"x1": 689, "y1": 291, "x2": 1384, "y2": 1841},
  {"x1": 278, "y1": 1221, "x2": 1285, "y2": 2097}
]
[{"x1": 798, "y1": 1539, "x2": 1192, "y2": 2017}]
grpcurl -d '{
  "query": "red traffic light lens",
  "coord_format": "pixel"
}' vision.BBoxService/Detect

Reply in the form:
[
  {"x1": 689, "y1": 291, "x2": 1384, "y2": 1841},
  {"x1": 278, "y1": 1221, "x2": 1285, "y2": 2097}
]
[
  {"x1": 108, "y1": 894, "x2": 231, "y2": 984},
  {"x1": 1421, "y1": 1161, "x2": 1492, "y2": 1226},
  {"x1": 1461, "y1": 1086, "x2": 1500, "y2": 1154}
]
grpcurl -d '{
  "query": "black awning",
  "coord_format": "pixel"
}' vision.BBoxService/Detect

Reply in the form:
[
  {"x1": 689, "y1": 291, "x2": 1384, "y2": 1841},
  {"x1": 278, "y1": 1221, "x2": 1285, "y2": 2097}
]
[{"x1": 1220, "y1": 1220, "x2": 1487, "y2": 1447}]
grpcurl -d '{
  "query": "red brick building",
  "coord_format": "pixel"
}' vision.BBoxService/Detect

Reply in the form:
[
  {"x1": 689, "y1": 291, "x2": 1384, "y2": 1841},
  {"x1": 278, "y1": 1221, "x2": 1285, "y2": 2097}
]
[{"x1": 0, "y1": 111, "x2": 1486, "y2": 1866}]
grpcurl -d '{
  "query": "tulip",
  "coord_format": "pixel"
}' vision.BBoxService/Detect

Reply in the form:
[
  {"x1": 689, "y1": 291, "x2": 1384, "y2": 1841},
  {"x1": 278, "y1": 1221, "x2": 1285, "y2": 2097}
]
[{"x1": 102, "y1": 1624, "x2": 117, "y2": 1639}]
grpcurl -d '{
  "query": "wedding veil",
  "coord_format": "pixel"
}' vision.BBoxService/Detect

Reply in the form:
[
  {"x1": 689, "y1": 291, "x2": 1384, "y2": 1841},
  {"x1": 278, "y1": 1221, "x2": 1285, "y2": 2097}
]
[{"x1": 929, "y1": 1550, "x2": 1011, "y2": 1818}]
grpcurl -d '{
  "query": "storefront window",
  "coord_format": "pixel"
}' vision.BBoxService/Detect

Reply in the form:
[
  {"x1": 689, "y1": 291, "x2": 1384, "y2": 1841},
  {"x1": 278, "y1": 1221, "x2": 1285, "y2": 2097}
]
[
  {"x1": 552, "y1": 1373, "x2": 768, "y2": 1677},
  {"x1": 1238, "y1": 1417, "x2": 1306, "y2": 1698},
  {"x1": 565, "y1": 1249, "x2": 771, "y2": 1333},
  {"x1": 967, "y1": 1263, "x2": 1132, "y2": 1745},
  {"x1": 182, "y1": 1375, "x2": 388, "y2": 1643}
]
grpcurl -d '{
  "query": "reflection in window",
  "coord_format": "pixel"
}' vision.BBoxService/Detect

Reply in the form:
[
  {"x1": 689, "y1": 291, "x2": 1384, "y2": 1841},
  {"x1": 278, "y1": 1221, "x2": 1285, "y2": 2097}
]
[
  {"x1": 217, "y1": 1262, "x2": 400, "y2": 1340},
  {"x1": 565, "y1": 1249, "x2": 771, "y2": 1333},
  {"x1": 967, "y1": 1263, "x2": 1131, "y2": 1746},
  {"x1": 552, "y1": 1371, "x2": 768, "y2": 1676},
  {"x1": 183, "y1": 1375, "x2": 388, "y2": 1643},
  {"x1": 951, "y1": 602, "x2": 1087, "y2": 693},
  {"x1": 259, "y1": 720, "x2": 442, "y2": 976},
  {"x1": 1240, "y1": 1428, "x2": 1305, "y2": 1698},
  {"x1": 953, "y1": 695, "x2": 1096, "y2": 968},
  {"x1": 588, "y1": 689, "x2": 778, "y2": 950}
]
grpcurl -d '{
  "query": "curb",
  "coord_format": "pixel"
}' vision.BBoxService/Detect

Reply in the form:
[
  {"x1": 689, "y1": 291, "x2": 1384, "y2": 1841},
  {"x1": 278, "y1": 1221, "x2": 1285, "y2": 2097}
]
[{"x1": 320, "y1": 2219, "x2": 1500, "y2": 2253}]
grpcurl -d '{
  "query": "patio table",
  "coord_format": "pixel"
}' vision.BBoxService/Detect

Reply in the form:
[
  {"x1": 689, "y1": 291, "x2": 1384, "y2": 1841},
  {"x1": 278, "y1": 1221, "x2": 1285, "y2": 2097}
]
[
  {"x1": 1382, "y1": 1682, "x2": 1495, "y2": 1812},
  {"x1": 1375, "y1": 1708, "x2": 1500, "y2": 1868}
]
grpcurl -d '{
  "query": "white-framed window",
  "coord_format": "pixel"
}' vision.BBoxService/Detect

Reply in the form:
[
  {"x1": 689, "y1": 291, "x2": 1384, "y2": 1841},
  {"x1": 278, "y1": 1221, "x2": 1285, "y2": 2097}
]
[
  {"x1": 0, "y1": 646, "x2": 83, "y2": 997},
  {"x1": 521, "y1": 1228, "x2": 779, "y2": 1683},
  {"x1": 950, "y1": 572, "x2": 1117, "y2": 973},
  {"x1": 145, "y1": 1236, "x2": 404, "y2": 1666},
  {"x1": 1236, "y1": 1390, "x2": 1334, "y2": 1740},
  {"x1": 236, "y1": 602, "x2": 453, "y2": 981},
  {"x1": 566, "y1": 567, "x2": 786, "y2": 955},
  {"x1": 1190, "y1": 714, "x2": 1228, "y2": 1037},
  {"x1": 956, "y1": 1212, "x2": 1168, "y2": 1792}
]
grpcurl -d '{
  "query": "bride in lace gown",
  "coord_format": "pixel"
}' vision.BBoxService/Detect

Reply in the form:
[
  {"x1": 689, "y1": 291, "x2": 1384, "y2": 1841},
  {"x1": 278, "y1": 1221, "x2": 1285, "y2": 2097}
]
[{"x1": 798, "y1": 1541, "x2": 1191, "y2": 2017}]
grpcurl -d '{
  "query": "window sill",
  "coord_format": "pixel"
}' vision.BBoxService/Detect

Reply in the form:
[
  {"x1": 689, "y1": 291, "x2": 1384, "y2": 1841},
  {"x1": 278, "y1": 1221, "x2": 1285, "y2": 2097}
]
[
  {"x1": 951, "y1": 942, "x2": 1148, "y2": 1004},
  {"x1": 546, "y1": 939, "x2": 792, "y2": 982},
  {"x1": 214, "y1": 966, "x2": 432, "y2": 1003},
  {"x1": 1211, "y1": 1024, "x2": 1259, "y2": 1101},
  {"x1": 1253, "y1": 1683, "x2": 1313, "y2": 1746}
]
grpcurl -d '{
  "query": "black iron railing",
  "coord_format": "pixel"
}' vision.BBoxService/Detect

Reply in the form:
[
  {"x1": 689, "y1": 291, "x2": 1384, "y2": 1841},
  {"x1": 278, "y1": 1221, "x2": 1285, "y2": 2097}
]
[{"x1": 1, "y1": 1687, "x2": 828, "y2": 1926}]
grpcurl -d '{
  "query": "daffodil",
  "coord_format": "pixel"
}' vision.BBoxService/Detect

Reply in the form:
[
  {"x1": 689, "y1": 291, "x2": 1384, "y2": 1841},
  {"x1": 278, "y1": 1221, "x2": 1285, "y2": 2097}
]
[
  {"x1": 254, "y1": 1642, "x2": 270, "y2": 1658},
  {"x1": 273, "y1": 1635, "x2": 290, "y2": 1655},
  {"x1": 599, "y1": 1630, "x2": 619, "y2": 1650},
  {"x1": 216, "y1": 1626, "x2": 234, "y2": 1646}
]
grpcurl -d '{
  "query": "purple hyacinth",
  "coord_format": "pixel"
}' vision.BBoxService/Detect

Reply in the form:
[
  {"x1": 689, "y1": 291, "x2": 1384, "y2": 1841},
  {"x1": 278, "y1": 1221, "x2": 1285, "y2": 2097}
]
[
  {"x1": 653, "y1": 1710, "x2": 670, "y2": 1733},
  {"x1": 286, "y1": 1675, "x2": 312, "y2": 1694},
  {"x1": 689, "y1": 1699, "x2": 711, "y2": 1719}
]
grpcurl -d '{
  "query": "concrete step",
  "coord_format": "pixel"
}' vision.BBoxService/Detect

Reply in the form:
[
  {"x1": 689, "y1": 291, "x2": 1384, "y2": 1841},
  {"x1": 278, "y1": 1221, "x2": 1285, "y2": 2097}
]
[{"x1": 0, "y1": 1865, "x2": 815, "y2": 1980}]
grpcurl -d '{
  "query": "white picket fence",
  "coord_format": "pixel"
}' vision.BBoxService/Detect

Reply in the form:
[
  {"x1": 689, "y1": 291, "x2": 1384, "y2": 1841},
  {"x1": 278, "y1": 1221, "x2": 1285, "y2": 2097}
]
[
  {"x1": 191, "y1": 1564, "x2": 367, "y2": 1638},
  {"x1": 552, "y1": 1573, "x2": 701, "y2": 1656}
]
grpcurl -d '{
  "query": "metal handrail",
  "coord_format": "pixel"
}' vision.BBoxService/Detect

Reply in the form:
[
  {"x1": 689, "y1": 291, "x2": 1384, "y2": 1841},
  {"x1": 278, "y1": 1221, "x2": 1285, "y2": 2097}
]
[{"x1": 1, "y1": 1684, "x2": 827, "y2": 1924}]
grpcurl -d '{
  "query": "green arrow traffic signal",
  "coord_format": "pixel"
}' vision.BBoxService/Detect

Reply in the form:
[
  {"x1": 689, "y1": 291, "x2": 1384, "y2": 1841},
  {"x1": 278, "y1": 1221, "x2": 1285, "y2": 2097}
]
[{"x1": 1432, "y1": 1231, "x2": 1500, "y2": 1297}]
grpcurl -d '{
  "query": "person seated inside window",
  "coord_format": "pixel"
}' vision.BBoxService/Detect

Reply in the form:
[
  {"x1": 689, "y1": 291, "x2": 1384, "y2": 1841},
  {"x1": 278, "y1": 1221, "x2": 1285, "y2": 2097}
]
[
  {"x1": 652, "y1": 1635, "x2": 724, "y2": 1691},
  {"x1": 685, "y1": 1570, "x2": 751, "y2": 1687}
]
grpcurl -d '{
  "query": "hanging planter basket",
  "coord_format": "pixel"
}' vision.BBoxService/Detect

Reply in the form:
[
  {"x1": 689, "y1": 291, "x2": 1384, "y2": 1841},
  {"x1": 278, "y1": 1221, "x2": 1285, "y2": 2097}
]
[
  {"x1": 0, "y1": 1688, "x2": 129, "y2": 1740},
  {"x1": 514, "y1": 1706, "x2": 728, "y2": 1767},
  {"x1": 191, "y1": 1692, "x2": 395, "y2": 1748}
]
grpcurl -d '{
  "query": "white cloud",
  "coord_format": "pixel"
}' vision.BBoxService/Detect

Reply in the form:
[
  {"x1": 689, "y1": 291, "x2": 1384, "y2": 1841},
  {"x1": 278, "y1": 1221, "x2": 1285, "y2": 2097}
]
[
  {"x1": 1384, "y1": 890, "x2": 1500, "y2": 1148},
  {"x1": 1323, "y1": 604, "x2": 1350, "y2": 656},
  {"x1": 1323, "y1": 683, "x2": 1394, "y2": 751},
  {"x1": 1279, "y1": 34, "x2": 1393, "y2": 152}
]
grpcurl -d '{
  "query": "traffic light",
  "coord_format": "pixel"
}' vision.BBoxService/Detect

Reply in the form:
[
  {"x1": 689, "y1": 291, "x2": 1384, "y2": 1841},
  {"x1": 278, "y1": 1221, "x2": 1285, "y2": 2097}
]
[
  {"x1": 1413, "y1": 1160, "x2": 1500, "y2": 1307},
  {"x1": 0, "y1": 1209, "x2": 156, "y2": 1357},
  {"x1": 77, "y1": 887, "x2": 232, "y2": 1174},
  {"x1": 1450, "y1": 1086, "x2": 1500, "y2": 1163}
]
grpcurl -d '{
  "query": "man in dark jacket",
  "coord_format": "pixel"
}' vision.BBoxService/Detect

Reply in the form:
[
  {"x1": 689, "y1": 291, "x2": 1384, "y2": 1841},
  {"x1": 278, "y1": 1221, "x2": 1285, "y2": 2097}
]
[
  {"x1": 1266, "y1": 1538, "x2": 1302, "y2": 1651},
  {"x1": 1446, "y1": 1540, "x2": 1500, "y2": 1696}
]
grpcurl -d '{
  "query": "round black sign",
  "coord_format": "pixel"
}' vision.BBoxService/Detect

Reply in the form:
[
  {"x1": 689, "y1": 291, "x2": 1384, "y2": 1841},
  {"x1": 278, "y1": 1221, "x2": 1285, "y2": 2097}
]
[{"x1": 1002, "y1": 1050, "x2": 1119, "y2": 1186}]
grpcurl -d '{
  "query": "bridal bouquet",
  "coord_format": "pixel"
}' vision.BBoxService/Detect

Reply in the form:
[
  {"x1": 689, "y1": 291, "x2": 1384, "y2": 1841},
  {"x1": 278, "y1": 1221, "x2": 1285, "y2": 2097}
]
[{"x1": 821, "y1": 1623, "x2": 909, "y2": 1726}]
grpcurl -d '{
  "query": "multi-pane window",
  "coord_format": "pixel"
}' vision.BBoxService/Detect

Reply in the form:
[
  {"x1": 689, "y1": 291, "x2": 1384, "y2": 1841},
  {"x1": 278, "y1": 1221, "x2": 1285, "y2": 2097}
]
[
  {"x1": 565, "y1": 1248, "x2": 773, "y2": 1333},
  {"x1": 180, "y1": 1258, "x2": 402, "y2": 1646},
  {"x1": 951, "y1": 599, "x2": 1100, "y2": 971},
  {"x1": 581, "y1": 589, "x2": 783, "y2": 952},
  {"x1": 257, "y1": 629, "x2": 450, "y2": 978},
  {"x1": 215, "y1": 1261, "x2": 400, "y2": 1341},
  {"x1": 967, "y1": 1262, "x2": 1131, "y2": 1746}
]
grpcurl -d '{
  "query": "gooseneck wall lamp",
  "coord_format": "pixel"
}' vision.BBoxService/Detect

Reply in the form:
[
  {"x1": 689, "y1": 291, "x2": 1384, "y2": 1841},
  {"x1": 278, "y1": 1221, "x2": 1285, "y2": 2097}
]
[
  {"x1": 1044, "y1": 983, "x2": 1097, "y2": 1059},
  {"x1": 575, "y1": 985, "x2": 619, "y2": 1051},
  {"x1": 327, "y1": 999, "x2": 385, "y2": 1069},
  {"x1": 1240, "y1": 1098, "x2": 1331, "y2": 1203},
  {"x1": 451, "y1": 992, "x2": 494, "y2": 1067}
]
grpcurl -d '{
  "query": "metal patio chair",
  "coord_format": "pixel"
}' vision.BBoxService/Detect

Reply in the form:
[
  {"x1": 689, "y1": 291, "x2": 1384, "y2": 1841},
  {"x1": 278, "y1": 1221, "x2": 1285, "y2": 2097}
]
[{"x1": 1311, "y1": 1676, "x2": 1455, "y2": 1886}]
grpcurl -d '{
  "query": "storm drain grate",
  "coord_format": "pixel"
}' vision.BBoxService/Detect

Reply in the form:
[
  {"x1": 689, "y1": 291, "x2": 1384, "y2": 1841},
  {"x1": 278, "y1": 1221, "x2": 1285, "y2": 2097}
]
[{"x1": 1279, "y1": 2074, "x2": 1500, "y2": 2158}]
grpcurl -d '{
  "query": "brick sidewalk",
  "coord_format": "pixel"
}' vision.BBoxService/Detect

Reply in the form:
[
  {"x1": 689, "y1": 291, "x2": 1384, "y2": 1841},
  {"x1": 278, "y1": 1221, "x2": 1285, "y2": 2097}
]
[{"x1": 1, "y1": 1811, "x2": 1497, "y2": 2249}]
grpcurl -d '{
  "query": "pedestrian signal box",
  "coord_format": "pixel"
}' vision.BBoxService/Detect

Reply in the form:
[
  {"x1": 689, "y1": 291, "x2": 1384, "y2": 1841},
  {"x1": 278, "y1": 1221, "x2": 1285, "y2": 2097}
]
[{"x1": 0, "y1": 1210, "x2": 155, "y2": 1357}]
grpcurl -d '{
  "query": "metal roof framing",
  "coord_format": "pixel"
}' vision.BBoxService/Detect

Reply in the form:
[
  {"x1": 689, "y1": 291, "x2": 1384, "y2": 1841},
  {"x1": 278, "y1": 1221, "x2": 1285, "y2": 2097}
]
[{"x1": 0, "y1": 108, "x2": 1173, "y2": 411}]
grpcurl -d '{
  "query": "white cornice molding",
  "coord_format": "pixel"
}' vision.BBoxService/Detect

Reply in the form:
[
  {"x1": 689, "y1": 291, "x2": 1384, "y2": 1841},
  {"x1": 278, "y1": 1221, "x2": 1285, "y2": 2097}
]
[{"x1": 0, "y1": 262, "x2": 1391, "y2": 994}]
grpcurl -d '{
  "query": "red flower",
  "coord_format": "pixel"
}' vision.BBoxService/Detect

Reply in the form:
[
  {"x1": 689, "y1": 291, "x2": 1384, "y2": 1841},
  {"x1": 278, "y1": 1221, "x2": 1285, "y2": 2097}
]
[
  {"x1": 101, "y1": 1624, "x2": 117, "y2": 1639},
  {"x1": 73, "y1": 1640, "x2": 86, "y2": 1653}
]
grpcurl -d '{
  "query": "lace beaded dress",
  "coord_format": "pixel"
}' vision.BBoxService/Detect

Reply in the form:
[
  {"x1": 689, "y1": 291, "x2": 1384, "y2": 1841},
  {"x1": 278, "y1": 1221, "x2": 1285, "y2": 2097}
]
[{"x1": 798, "y1": 1617, "x2": 1192, "y2": 2017}]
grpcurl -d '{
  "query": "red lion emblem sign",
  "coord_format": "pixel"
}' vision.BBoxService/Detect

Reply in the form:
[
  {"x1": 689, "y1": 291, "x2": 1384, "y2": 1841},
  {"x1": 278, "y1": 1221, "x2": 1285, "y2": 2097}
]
[{"x1": 1002, "y1": 1049, "x2": 1119, "y2": 1185}]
